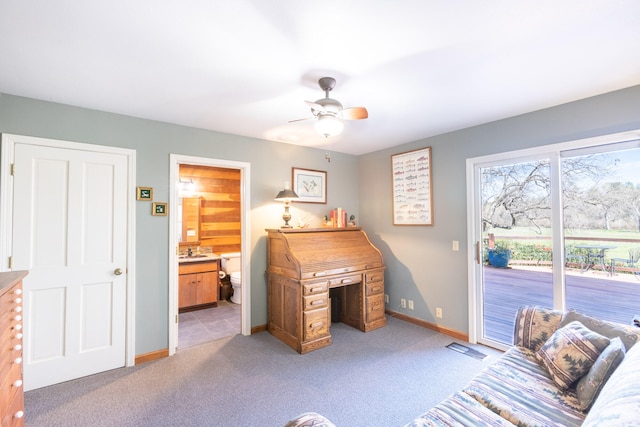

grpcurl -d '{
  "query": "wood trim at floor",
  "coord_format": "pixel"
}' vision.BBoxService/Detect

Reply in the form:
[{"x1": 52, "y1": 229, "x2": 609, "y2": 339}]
[
  {"x1": 385, "y1": 309, "x2": 469, "y2": 342},
  {"x1": 135, "y1": 348, "x2": 169, "y2": 365},
  {"x1": 251, "y1": 324, "x2": 267, "y2": 334}
]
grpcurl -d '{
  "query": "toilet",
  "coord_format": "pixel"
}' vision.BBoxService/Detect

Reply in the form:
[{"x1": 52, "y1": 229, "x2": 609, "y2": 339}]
[{"x1": 221, "y1": 253, "x2": 242, "y2": 304}]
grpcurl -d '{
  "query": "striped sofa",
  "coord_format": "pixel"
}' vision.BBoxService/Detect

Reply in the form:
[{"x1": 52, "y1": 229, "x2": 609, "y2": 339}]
[
  {"x1": 286, "y1": 306, "x2": 640, "y2": 427},
  {"x1": 407, "y1": 306, "x2": 640, "y2": 426}
]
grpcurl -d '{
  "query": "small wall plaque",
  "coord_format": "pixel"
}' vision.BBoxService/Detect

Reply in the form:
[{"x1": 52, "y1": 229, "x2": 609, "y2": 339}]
[
  {"x1": 152, "y1": 202, "x2": 168, "y2": 216},
  {"x1": 137, "y1": 186, "x2": 153, "y2": 201}
]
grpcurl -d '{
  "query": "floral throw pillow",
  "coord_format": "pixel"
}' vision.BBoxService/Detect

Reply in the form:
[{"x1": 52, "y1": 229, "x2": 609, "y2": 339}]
[{"x1": 536, "y1": 320, "x2": 610, "y2": 390}]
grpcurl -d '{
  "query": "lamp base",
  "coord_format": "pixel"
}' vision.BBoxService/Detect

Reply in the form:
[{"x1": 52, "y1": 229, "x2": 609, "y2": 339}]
[{"x1": 282, "y1": 203, "x2": 293, "y2": 228}]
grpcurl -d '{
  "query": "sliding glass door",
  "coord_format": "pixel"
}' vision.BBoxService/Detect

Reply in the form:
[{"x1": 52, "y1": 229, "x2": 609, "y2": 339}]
[
  {"x1": 562, "y1": 144, "x2": 640, "y2": 325},
  {"x1": 478, "y1": 158, "x2": 554, "y2": 345},
  {"x1": 469, "y1": 132, "x2": 640, "y2": 350}
]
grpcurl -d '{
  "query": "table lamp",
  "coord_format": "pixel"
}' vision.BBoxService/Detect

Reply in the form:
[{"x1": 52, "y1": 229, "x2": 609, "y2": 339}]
[{"x1": 274, "y1": 187, "x2": 299, "y2": 228}]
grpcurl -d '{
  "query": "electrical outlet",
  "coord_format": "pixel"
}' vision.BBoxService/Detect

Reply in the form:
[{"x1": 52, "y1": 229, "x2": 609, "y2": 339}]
[
  {"x1": 408, "y1": 300, "x2": 414, "y2": 310},
  {"x1": 400, "y1": 298, "x2": 407, "y2": 308},
  {"x1": 452, "y1": 240, "x2": 459, "y2": 251},
  {"x1": 384, "y1": 294, "x2": 389, "y2": 303},
  {"x1": 436, "y1": 307, "x2": 443, "y2": 318}
]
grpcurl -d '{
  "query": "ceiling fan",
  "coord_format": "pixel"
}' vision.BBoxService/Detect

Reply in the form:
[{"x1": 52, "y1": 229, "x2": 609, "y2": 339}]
[{"x1": 290, "y1": 77, "x2": 368, "y2": 138}]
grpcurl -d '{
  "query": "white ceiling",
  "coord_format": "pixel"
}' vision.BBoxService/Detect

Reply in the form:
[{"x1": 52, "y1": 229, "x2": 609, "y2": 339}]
[{"x1": 1, "y1": 1, "x2": 640, "y2": 155}]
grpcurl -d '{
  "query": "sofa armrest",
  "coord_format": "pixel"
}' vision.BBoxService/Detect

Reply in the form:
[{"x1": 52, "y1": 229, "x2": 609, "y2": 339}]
[{"x1": 513, "y1": 306, "x2": 563, "y2": 351}]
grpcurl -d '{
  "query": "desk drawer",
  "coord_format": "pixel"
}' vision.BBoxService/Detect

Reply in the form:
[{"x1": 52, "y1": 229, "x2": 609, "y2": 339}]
[
  {"x1": 366, "y1": 294, "x2": 385, "y2": 323},
  {"x1": 365, "y1": 270, "x2": 384, "y2": 283},
  {"x1": 365, "y1": 281, "x2": 384, "y2": 296},
  {"x1": 303, "y1": 294, "x2": 328, "y2": 310},
  {"x1": 303, "y1": 281, "x2": 329, "y2": 296},
  {"x1": 303, "y1": 309, "x2": 329, "y2": 341},
  {"x1": 328, "y1": 274, "x2": 362, "y2": 288}
]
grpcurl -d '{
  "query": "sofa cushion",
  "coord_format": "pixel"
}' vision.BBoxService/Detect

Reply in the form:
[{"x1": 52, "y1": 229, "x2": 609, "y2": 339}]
[
  {"x1": 575, "y1": 337, "x2": 625, "y2": 410},
  {"x1": 582, "y1": 341, "x2": 640, "y2": 426},
  {"x1": 513, "y1": 306, "x2": 563, "y2": 352},
  {"x1": 560, "y1": 309, "x2": 640, "y2": 351},
  {"x1": 536, "y1": 321, "x2": 609, "y2": 389},
  {"x1": 464, "y1": 346, "x2": 586, "y2": 427},
  {"x1": 405, "y1": 391, "x2": 516, "y2": 427}
]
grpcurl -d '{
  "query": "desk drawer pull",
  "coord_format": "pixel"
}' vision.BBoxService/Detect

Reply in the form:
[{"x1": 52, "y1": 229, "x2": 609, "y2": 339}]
[
  {"x1": 13, "y1": 379, "x2": 22, "y2": 388},
  {"x1": 310, "y1": 299, "x2": 325, "y2": 306},
  {"x1": 14, "y1": 411, "x2": 24, "y2": 419},
  {"x1": 313, "y1": 272, "x2": 326, "y2": 277},
  {"x1": 341, "y1": 278, "x2": 353, "y2": 284},
  {"x1": 310, "y1": 321, "x2": 324, "y2": 330}
]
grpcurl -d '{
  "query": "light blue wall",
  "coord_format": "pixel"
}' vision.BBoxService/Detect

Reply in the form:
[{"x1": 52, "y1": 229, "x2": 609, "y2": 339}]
[
  {"x1": 0, "y1": 93, "x2": 360, "y2": 354},
  {"x1": 359, "y1": 84, "x2": 640, "y2": 334},
  {"x1": 3, "y1": 85, "x2": 640, "y2": 353}
]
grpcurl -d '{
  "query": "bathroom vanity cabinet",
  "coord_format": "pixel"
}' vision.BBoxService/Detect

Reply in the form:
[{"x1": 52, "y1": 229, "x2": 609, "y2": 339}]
[
  {"x1": 178, "y1": 260, "x2": 219, "y2": 312},
  {"x1": 266, "y1": 228, "x2": 386, "y2": 354}
]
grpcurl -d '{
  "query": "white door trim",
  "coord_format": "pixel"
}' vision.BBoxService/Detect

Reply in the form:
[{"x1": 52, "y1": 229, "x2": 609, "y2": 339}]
[
  {"x1": 0, "y1": 133, "x2": 137, "y2": 367},
  {"x1": 168, "y1": 154, "x2": 251, "y2": 356}
]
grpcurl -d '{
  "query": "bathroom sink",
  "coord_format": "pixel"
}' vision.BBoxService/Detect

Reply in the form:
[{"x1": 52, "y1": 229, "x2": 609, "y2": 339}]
[{"x1": 179, "y1": 254, "x2": 209, "y2": 259}]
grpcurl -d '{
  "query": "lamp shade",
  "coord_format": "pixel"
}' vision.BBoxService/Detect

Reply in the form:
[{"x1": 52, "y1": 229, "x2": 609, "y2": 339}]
[
  {"x1": 314, "y1": 115, "x2": 344, "y2": 138},
  {"x1": 275, "y1": 189, "x2": 299, "y2": 201}
]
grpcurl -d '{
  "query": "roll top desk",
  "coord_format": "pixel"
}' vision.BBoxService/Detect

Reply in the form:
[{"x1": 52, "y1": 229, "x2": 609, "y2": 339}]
[{"x1": 266, "y1": 228, "x2": 386, "y2": 354}]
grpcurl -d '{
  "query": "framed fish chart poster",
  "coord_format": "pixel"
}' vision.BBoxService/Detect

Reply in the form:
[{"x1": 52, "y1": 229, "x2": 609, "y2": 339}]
[{"x1": 391, "y1": 146, "x2": 433, "y2": 225}]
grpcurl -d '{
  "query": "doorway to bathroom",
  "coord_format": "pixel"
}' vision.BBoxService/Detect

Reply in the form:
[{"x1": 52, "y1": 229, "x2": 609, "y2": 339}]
[{"x1": 168, "y1": 154, "x2": 251, "y2": 355}]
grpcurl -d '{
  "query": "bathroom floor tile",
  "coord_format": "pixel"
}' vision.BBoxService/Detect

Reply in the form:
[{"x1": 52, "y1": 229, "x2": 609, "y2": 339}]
[{"x1": 178, "y1": 300, "x2": 241, "y2": 350}]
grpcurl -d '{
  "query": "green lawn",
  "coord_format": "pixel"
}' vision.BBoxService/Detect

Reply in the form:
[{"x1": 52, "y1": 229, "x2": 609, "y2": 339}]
[{"x1": 486, "y1": 227, "x2": 640, "y2": 261}]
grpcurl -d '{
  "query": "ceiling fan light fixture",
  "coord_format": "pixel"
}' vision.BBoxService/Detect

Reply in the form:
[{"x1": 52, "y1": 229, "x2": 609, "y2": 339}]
[{"x1": 314, "y1": 115, "x2": 344, "y2": 138}]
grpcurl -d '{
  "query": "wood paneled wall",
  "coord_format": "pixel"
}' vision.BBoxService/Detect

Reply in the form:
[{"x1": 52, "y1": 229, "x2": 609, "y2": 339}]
[{"x1": 179, "y1": 165, "x2": 241, "y2": 254}]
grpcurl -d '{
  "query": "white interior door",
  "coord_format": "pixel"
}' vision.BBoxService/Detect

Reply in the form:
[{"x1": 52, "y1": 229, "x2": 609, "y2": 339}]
[{"x1": 10, "y1": 140, "x2": 129, "y2": 391}]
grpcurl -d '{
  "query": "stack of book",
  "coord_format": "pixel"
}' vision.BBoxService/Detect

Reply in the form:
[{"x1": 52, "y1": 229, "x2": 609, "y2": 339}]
[{"x1": 329, "y1": 208, "x2": 348, "y2": 228}]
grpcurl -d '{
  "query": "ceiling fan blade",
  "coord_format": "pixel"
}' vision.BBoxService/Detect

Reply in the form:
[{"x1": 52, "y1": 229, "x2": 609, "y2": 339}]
[
  {"x1": 341, "y1": 107, "x2": 368, "y2": 120},
  {"x1": 288, "y1": 117, "x2": 312, "y2": 123}
]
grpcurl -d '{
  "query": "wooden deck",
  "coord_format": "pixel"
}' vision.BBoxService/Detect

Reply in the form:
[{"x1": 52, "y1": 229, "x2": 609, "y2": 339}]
[{"x1": 483, "y1": 266, "x2": 640, "y2": 344}]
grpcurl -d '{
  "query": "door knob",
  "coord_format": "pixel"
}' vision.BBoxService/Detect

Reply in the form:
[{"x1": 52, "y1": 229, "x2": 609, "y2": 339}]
[{"x1": 114, "y1": 268, "x2": 123, "y2": 276}]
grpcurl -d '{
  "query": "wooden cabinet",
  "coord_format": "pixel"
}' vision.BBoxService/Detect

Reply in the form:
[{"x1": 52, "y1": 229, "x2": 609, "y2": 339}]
[
  {"x1": 267, "y1": 228, "x2": 386, "y2": 354},
  {"x1": 178, "y1": 260, "x2": 219, "y2": 312},
  {"x1": 1, "y1": 271, "x2": 27, "y2": 427}
]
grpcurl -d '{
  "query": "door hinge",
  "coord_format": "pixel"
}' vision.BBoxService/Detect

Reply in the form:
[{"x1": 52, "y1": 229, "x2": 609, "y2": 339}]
[
  {"x1": 10, "y1": 163, "x2": 15, "y2": 176},
  {"x1": 176, "y1": 314, "x2": 179, "y2": 323},
  {"x1": 8, "y1": 256, "x2": 13, "y2": 269}
]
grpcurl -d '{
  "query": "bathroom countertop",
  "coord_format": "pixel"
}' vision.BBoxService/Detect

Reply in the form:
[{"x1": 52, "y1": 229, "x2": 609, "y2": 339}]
[{"x1": 178, "y1": 253, "x2": 221, "y2": 263}]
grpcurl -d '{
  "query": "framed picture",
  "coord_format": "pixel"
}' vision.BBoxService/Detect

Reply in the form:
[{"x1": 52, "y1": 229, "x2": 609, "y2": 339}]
[
  {"x1": 137, "y1": 186, "x2": 153, "y2": 201},
  {"x1": 391, "y1": 146, "x2": 433, "y2": 225},
  {"x1": 292, "y1": 167, "x2": 327, "y2": 204},
  {"x1": 152, "y1": 202, "x2": 168, "y2": 216}
]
